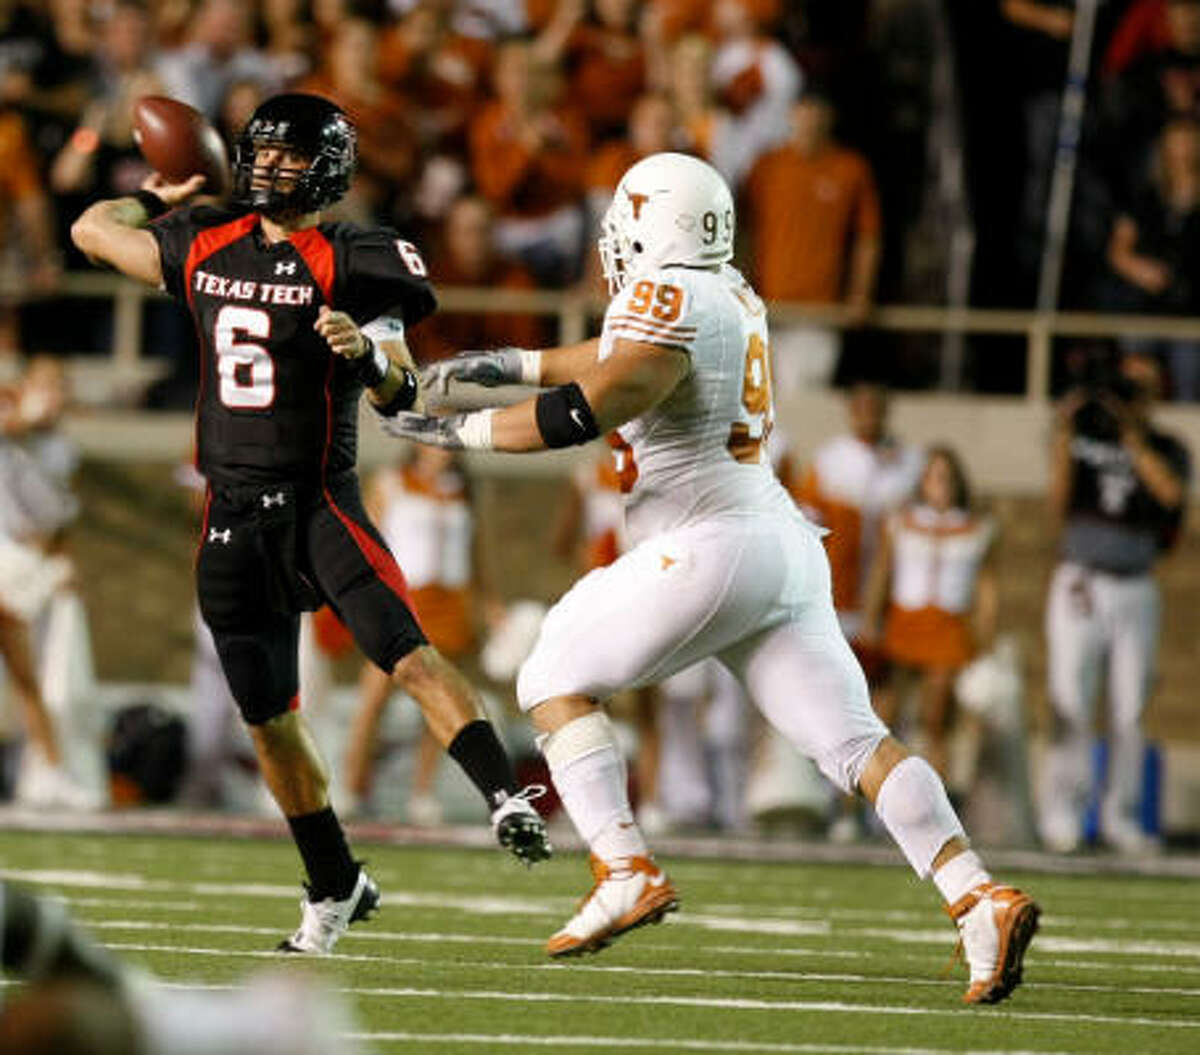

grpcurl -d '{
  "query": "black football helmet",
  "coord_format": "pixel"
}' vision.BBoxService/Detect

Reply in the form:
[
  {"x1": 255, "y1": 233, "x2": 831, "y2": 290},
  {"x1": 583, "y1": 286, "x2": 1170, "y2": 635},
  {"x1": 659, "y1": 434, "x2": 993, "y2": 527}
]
[{"x1": 232, "y1": 93, "x2": 357, "y2": 216}]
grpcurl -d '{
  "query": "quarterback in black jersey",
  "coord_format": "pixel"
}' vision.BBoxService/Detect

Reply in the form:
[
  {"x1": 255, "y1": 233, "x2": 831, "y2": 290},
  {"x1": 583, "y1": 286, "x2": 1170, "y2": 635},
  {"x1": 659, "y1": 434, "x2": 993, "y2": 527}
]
[{"x1": 71, "y1": 93, "x2": 549, "y2": 953}]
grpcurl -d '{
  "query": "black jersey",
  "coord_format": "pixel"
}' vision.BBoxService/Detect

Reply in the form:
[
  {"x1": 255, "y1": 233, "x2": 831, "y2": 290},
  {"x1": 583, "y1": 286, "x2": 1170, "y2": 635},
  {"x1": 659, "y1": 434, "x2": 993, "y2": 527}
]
[
  {"x1": 150, "y1": 205, "x2": 435, "y2": 487},
  {"x1": 1065, "y1": 425, "x2": 1191, "y2": 563}
]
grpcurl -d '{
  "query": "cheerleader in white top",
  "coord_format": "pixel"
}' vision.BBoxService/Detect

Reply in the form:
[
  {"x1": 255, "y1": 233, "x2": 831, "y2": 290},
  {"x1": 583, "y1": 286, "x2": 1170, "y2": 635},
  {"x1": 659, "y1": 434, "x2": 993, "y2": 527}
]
[{"x1": 862, "y1": 447, "x2": 998, "y2": 784}]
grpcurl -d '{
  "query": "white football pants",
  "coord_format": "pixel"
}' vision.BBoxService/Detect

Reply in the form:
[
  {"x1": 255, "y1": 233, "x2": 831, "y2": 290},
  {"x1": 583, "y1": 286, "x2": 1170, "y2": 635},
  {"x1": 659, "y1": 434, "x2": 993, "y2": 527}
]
[
  {"x1": 1040, "y1": 561, "x2": 1159, "y2": 844},
  {"x1": 517, "y1": 513, "x2": 887, "y2": 795}
]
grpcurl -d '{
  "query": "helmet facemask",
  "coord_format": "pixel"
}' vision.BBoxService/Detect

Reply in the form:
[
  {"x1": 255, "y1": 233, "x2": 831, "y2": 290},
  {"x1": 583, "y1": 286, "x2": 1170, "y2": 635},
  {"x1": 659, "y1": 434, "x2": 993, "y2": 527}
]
[
  {"x1": 598, "y1": 203, "x2": 636, "y2": 295},
  {"x1": 233, "y1": 137, "x2": 313, "y2": 217},
  {"x1": 231, "y1": 95, "x2": 357, "y2": 217}
]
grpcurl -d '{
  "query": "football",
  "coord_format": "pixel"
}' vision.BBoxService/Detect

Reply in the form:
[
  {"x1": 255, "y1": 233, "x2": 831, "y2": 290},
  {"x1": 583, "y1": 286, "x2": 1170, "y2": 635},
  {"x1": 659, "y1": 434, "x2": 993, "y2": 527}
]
[{"x1": 132, "y1": 95, "x2": 231, "y2": 197}]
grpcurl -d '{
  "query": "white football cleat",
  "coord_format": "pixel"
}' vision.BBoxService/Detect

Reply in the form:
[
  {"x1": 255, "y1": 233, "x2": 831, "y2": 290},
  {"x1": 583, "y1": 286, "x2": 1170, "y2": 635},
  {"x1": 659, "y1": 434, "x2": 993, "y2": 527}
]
[
  {"x1": 277, "y1": 868, "x2": 379, "y2": 954},
  {"x1": 547, "y1": 854, "x2": 679, "y2": 957},
  {"x1": 491, "y1": 785, "x2": 552, "y2": 865},
  {"x1": 946, "y1": 882, "x2": 1040, "y2": 1004}
]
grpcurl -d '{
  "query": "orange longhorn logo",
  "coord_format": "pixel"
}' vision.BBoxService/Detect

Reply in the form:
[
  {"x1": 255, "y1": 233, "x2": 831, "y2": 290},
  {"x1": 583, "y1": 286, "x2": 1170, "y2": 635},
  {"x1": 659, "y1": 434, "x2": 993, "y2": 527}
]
[{"x1": 626, "y1": 190, "x2": 649, "y2": 220}]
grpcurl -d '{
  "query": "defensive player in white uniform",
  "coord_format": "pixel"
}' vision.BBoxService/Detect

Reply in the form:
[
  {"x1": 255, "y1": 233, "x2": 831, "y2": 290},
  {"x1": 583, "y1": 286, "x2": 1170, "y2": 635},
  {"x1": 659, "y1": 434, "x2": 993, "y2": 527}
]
[{"x1": 384, "y1": 153, "x2": 1039, "y2": 1003}]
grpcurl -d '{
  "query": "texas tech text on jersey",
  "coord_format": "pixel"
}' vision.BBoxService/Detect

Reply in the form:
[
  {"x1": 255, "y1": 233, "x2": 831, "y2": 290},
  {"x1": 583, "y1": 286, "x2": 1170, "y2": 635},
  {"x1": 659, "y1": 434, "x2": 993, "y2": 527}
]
[{"x1": 150, "y1": 205, "x2": 434, "y2": 487}]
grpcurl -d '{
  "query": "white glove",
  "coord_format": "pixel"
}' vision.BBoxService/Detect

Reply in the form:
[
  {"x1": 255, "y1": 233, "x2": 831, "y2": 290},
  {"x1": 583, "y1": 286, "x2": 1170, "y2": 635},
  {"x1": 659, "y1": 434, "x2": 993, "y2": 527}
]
[
  {"x1": 377, "y1": 407, "x2": 494, "y2": 449},
  {"x1": 421, "y1": 347, "x2": 541, "y2": 396}
]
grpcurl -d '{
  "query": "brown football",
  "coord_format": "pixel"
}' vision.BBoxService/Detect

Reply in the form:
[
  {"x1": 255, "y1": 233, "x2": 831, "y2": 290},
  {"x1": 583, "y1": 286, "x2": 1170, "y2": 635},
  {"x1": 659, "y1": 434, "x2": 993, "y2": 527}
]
[{"x1": 132, "y1": 95, "x2": 231, "y2": 197}]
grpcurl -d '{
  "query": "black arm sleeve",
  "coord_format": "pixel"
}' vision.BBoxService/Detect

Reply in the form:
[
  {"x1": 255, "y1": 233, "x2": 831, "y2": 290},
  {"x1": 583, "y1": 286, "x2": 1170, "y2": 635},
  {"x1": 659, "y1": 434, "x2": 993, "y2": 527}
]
[{"x1": 331, "y1": 224, "x2": 438, "y2": 326}]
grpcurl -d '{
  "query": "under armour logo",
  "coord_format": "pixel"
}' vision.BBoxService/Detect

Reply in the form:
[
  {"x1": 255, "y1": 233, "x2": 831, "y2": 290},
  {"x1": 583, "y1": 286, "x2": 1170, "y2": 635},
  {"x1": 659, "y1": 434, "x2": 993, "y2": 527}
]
[
  {"x1": 275, "y1": 261, "x2": 297, "y2": 276},
  {"x1": 262, "y1": 491, "x2": 286, "y2": 508},
  {"x1": 208, "y1": 527, "x2": 232, "y2": 544},
  {"x1": 626, "y1": 189, "x2": 649, "y2": 220}
]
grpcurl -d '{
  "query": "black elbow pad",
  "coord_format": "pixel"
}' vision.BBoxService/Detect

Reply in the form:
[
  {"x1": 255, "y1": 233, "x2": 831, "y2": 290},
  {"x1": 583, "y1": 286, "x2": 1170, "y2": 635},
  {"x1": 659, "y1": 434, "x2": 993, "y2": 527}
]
[{"x1": 535, "y1": 383, "x2": 600, "y2": 448}]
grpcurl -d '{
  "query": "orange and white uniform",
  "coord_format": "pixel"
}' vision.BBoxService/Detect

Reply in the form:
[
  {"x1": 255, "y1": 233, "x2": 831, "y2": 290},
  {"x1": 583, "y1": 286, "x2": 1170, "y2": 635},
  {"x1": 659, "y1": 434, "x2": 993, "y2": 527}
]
[
  {"x1": 881, "y1": 505, "x2": 995, "y2": 671},
  {"x1": 375, "y1": 463, "x2": 475, "y2": 658},
  {"x1": 517, "y1": 263, "x2": 890, "y2": 796},
  {"x1": 791, "y1": 436, "x2": 923, "y2": 639}
]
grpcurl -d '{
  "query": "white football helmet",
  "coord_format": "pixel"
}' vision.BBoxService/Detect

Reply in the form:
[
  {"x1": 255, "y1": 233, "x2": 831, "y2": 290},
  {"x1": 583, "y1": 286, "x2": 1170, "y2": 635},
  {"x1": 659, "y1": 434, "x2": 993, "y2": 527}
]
[{"x1": 599, "y1": 152, "x2": 735, "y2": 294}]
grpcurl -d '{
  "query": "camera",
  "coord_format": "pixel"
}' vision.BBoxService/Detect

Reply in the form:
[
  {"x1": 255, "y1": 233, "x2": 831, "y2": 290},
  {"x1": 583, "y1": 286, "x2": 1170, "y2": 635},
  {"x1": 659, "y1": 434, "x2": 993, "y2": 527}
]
[{"x1": 1070, "y1": 358, "x2": 1144, "y2": 441}]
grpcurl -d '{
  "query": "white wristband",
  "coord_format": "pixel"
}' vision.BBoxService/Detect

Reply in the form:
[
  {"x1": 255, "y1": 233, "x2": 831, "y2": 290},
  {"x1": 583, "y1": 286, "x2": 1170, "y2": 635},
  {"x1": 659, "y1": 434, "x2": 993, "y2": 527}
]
[
  {"x1": 457, "y1": 408, "x2": 495, "y2": 450},
  {"x1": 519, "y1": 349, "x2": 542, "y2": 386}
]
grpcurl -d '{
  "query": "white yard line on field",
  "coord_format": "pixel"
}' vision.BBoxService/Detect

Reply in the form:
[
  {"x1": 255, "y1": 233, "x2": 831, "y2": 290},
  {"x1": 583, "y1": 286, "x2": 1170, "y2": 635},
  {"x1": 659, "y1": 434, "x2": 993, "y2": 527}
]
[
  {"x1": 83, "y1": 921, "x2": 1200, "y2": 998},
  {"x1": 339, "y1": 985, "x2": 1200, "y2": 1031},
  {"x1": 94, "y1": 945, "x2": 1200, "y2": 1031},
  {"x1": 347, "y1": 1033, "x2": 1064, "y2": 1055},
  {"x1": 852, "y1": 927, "x2": 1200, "y2": 959}
]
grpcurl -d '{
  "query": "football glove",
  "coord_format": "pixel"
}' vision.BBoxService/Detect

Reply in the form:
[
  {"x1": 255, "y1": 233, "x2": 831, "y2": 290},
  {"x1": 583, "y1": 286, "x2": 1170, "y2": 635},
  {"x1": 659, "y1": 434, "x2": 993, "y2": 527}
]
[
  {"x1": 377, "y1": 408, "x2": 494, "y2": 450},
  {"x1": 421, "y1": 348, "x2": 540, "y2": 396}
]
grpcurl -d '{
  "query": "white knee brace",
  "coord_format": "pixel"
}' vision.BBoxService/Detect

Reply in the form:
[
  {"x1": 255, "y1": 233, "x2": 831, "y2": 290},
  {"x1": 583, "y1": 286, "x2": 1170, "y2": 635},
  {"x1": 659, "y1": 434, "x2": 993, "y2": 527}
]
[
  {"x1": 873, "y1": 756, "x2": 966, "y2": 878},
  {"x1": 538, "y1": 710, "x2": 618, "y2": 769}
]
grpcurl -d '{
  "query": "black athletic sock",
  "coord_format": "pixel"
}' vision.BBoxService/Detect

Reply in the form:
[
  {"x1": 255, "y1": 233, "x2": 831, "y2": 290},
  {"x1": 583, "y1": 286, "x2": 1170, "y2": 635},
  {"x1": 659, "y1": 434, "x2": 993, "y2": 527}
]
[
  {"x1": 447, "y1": 719, "x2": 518, "y2": 811},
  {"x1": 286, "y1": 806, "x2": 359, "y2": 900}
]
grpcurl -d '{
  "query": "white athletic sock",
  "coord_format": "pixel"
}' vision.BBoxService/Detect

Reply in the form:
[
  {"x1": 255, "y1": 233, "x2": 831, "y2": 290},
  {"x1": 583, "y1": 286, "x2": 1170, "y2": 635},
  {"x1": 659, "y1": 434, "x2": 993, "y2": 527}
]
[
  {"x1": 873, "y1": 755, "x2": 967, "y2": 879},
  {"x1": 932, "y1": 850, "x2": 991, "y2": 906},
  {"x1": 541, "y1": 712, "x2": 648, "y2": 862}
]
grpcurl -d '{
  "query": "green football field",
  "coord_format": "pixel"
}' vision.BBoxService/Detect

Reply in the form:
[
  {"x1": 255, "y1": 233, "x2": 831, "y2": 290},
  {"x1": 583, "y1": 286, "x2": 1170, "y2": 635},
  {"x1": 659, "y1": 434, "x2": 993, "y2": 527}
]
[{"x1": 1, "y1": 827, "x2": 1198, "y2": 1054}]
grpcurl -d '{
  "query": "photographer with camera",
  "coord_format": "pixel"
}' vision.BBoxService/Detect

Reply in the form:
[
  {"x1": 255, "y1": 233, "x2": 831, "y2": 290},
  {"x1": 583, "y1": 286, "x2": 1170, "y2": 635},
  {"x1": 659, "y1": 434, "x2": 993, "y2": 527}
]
[{"x1": 1040, "y1": 352, "x2": 1190, "y2": 854}]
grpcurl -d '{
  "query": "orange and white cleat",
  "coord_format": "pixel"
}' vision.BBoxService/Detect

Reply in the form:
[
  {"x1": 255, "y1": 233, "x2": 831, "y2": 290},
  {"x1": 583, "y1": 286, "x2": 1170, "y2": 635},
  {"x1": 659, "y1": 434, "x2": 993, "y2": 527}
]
[
  {"x1": 546, "y1": 854, "x2": 679, "y2": 958},
  {"x1": 946, "y1": 882, "x2": 1040, "y2": 1004}
]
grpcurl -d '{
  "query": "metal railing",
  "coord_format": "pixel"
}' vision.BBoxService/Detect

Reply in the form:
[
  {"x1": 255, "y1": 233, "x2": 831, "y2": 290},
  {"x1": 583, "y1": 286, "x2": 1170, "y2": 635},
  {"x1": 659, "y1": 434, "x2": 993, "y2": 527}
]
[{"x1": 16, "y1": 272, "x2": 1200, "y2": 403}]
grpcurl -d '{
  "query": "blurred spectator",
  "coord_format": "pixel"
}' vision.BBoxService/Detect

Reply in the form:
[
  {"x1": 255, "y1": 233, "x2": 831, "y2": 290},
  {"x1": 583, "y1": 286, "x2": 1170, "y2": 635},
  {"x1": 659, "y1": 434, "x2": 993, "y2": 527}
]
[
  {"x1": 666, "y1": 33, "x2": 725, "y2": 160},
  {"x1": 1101, "y1": 0, "x2": 1200, "y2": 201},
  {"x1": 378, "y1": 1, "x2": 493, "y2": 156},
  {"x1": 302, "y1": 17, "x2": 419, "y2": 226},
  {"x1": 49, "y1": 0, "x2": 162, "y2": 205},
  {"x1": 215, "y1": 78, "x2": 267, "y2": 152},
  {"x1": 2, "y1": 0, "x2": 95, "y2": 155},
  {"x1": 343, "y1": 444, "x2": 498, "y2": 823},
  {"x1": 861, "y1": 446, "x2": 998, "y2": 788},
  {"x1": 999, "y1": 1, "x2": 1075, "y2": 293},
  {"x1": 707, "y1": 0, "x2": 800, "y2": 185},
  {"x1": 1041, "y1": 352, "x2": 1190, "y2": 854},
  {"x1": 468, "y1": 40, "x2": 589, "y2": 285},
  {"x1": 790, "y1": 383, "x2": 924, "y2": 657},
  {"x1": 12, "y1": 357, "x2": 104, "y2": 805},
  {"x1": 1103, "y1": 0, "x2": 1170, "y2": 81},
  {"x1": 407, "y1": 195, "x2": 549, "y2": 363},
  {"x1": 535, "y1": 0, "x2": 646, "y2": 144},
  {"x1": 259, "y1": 0, "x2": 315, "y2": 87},
  {"x1": 392, "y1": 0, "x2": 527, "y2": 41},
  {"x1": 157, "y1": 0, "x2": 271, "y2": 121},
  {"x1": 1102, "y1": 118, "x2": 1200, "y2": 400},
  {"x1": 585, "y1": 92, "x2": 677, "y2": 204},
  {"x1": 583, "y1": 92, "x2": 678, "y2": 291},
  {"x1": 0, "y1": 107, "x2": 60, "y2": 358},
  {"x1": 742, "y1": 93, "x2": 881, "y2": 391},
  {"x1": 0, "y1": 378, "x2": 94, "y2": 809}
]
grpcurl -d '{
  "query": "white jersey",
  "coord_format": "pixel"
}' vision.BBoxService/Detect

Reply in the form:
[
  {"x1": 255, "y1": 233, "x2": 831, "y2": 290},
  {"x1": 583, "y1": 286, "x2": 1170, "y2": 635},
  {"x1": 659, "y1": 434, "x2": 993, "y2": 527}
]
[{"x1": 599, "y1": 263, "x2": 798, "y2": 545}]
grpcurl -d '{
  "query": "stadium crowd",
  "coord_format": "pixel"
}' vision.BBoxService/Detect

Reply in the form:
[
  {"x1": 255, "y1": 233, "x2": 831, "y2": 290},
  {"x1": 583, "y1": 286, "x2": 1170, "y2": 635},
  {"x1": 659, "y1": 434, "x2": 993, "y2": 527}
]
[
  {"x1": 0, "y1": 0, "x2": 1191, "y2": 856},
  {"x1": 0, "y1": 0, "x2": 1196, "y2": 396}
]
